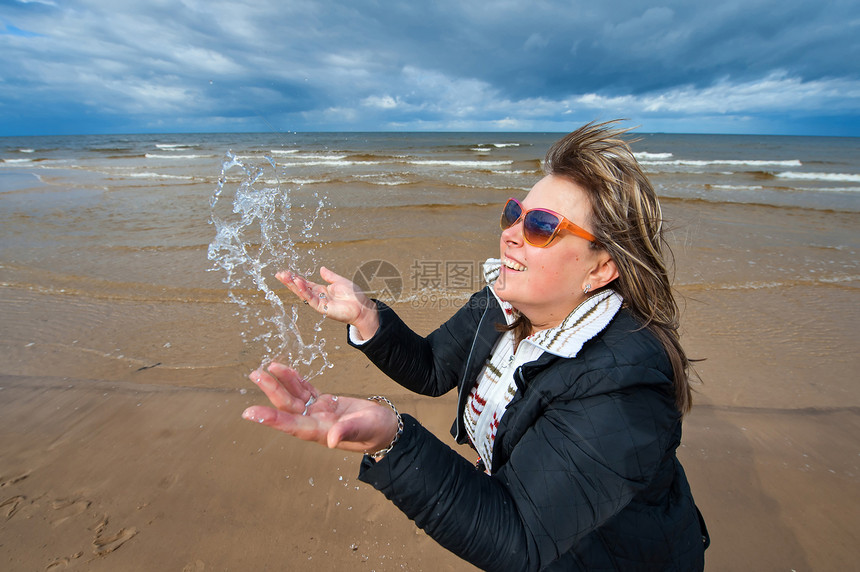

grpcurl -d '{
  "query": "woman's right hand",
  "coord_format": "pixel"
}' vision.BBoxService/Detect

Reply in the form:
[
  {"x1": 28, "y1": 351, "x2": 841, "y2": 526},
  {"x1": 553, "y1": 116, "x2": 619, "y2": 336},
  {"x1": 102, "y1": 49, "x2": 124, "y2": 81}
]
[
  {"x1": 242, "y1": 362, "x2": 400, "y2": 456},
  {"x1": 277, "y1": 266, "x2": 380, "y2": 340}
]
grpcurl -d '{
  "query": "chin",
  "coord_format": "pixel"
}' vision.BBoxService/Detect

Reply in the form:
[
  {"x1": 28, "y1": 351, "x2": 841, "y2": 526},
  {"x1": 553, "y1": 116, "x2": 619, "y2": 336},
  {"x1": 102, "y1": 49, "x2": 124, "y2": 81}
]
[{"x1": 493, "y1": 282, "x2": 524, "y2": 306}]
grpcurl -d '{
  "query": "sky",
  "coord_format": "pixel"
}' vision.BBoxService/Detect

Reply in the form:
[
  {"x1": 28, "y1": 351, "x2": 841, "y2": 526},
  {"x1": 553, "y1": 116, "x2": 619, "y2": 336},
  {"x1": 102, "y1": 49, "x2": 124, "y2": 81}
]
[{"x1": 1, "y1": 0, "x2": 858, "y2": 136}]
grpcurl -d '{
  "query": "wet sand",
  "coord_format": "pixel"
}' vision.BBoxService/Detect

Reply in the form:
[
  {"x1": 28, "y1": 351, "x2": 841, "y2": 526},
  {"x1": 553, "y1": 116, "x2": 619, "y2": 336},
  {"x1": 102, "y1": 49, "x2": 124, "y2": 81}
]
[{"x1": 2, "y1": 176, "x2": 859, "y2": 569}]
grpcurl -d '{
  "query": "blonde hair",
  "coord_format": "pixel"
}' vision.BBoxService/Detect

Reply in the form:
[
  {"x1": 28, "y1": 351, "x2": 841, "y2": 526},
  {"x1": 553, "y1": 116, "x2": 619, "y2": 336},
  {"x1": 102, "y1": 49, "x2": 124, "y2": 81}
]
[{"x1": 543, "y1": 120, "x2": 694, "y2": 414}]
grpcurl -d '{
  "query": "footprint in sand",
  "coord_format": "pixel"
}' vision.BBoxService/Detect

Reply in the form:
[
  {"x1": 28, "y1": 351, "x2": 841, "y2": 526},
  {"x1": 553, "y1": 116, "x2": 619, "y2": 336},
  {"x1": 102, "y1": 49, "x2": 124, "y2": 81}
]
[
  {"x1": 91, "y1": 515, "x2": 138, "y2": 556},
  {"x1": 44, "y1": 552, "x2": 83, "y2": 571},
  {"x1": 0, "y1": 472, "x2": 30, "y2": 488},
  {"x1": 51, "y1": 498, "x2": 92, "y2": 527},
  {"x1": 1, "y1": 495, "x2": 26, "y2": 519},
  {"x1": 1, "y1": 472, "x2": 32, "y2": 520},
  {"x1": 158, "y1": 473, "x2": 178, "y2": 490}
]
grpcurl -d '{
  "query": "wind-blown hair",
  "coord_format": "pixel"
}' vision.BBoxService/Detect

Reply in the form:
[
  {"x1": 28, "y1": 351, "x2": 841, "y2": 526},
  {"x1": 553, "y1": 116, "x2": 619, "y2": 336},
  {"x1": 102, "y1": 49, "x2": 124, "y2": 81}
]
[{"x1": 545, "y1": 120, "x2": 694, "y2": 414}]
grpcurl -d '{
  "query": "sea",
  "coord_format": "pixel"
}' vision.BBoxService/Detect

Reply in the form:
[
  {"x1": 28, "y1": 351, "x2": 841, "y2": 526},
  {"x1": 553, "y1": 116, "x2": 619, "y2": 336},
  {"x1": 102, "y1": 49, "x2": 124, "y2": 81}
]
[{"x1": 1, "y1": 131, "x2": 858, "y2": 384}]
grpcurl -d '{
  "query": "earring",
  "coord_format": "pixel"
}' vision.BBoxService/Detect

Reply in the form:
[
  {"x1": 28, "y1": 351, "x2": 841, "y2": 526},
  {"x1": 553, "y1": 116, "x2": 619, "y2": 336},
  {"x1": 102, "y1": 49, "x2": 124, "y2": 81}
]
[{"x1": 583, "y1": 284, "x2": 591, "y2": 294}]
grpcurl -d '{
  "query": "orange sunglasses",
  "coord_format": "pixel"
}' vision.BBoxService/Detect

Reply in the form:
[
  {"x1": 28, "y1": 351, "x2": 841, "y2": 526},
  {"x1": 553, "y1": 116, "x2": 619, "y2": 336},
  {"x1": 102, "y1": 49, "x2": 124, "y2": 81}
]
[{"x1": 501, "y1": 197, "x2": 597, "y2": 247}]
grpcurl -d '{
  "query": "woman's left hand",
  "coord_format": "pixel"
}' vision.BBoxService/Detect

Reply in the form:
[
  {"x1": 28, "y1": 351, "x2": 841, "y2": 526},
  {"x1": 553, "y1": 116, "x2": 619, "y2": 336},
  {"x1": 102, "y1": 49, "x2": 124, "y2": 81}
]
[{"x1": 242, "y1": 362, "x2": 399, "y2": 454}]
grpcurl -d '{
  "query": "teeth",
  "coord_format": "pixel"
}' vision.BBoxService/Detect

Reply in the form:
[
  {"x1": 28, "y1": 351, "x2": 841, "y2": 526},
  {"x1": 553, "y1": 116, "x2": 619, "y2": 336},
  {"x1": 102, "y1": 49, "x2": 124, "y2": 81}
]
[{"x1": 503, "y1": 257, "x2": 526, "y2": 271}]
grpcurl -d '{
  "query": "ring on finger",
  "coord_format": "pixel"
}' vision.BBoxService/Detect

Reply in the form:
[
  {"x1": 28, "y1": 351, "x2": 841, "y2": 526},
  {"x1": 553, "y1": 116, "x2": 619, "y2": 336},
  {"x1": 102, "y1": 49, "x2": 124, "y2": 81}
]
[{"x1": 302, "y1": 394, "x2": 316, "y2": 416}]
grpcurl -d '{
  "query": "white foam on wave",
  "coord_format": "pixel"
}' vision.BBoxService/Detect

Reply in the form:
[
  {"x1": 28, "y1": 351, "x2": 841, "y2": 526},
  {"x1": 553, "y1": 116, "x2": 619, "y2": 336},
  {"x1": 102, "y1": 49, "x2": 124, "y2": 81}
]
[
  {"x1": 269, "y1": 149, "x2": 300, "y2": 156},
  {"x1": 254, "y1": 176, "x2": 334, "y2": 186},
  {"x1": 19, "y1": 148, "x2": 35, "y2": 154},
  {"x1": 493, "y1": 143, "x2": 520, "y2": 148},
  {"x1": 145, "y1": 153, "x2": 216, "y2": 160},
  {"x1": 636, "y1": 152, "x2": 673, "y2": 160},
  {"x1": 126, "y1": 172, "x2": 195, "y2": 180},
  {"x1": 2, "y1": 158, "x2": 33, "y2": 164},
  {"x1": 353, "y1": 173, "x2": 410, "y2": 186},
  {"x1": 283, "y1": 177, "x2": 331, "y2": 185},
  {"x1": 683, "y1": 274, "x2": 859, "y2": 291},
  {"x1": 375, "y1": 180, "x2": 410, "y2": 186},
  {"x1": 410, "y1": 159, "x2": 513, "y2": 168},
  {"x1": 706, "y1": 184, "x2": 765, "y2": 191},
  {"x1": 283, "y1": 159, "x2": 380, "y2": 167},
  {"x1": 775, "y1": 172, "x2": 860, "y2": 183},
  {"x1": 155, "y1": 143, "x2": 197, "y2": 150},
  {"x1": 281, "y1": 153, "x2": 348, "y2": 160}
]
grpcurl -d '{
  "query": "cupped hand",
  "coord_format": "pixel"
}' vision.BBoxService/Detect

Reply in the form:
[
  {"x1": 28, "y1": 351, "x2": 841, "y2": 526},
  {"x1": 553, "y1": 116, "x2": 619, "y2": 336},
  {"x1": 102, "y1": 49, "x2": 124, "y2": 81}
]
[
  {"x1": 277, "y1": 266, "x2": 379, "y2": 340},
  {"x1": 242, "y1": 362, "x2": 399, "y2": 455}
]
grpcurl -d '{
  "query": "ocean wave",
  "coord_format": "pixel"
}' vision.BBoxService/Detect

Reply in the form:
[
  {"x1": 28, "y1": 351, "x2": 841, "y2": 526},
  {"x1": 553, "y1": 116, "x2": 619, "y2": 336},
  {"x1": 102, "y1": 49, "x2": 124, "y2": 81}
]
[
  {"x1": 637, "y1": 152, "x2": 673, "y2": 160},
  {"x1": 282, "y1": 177, "x2": 332, "y2": 185},
  {"x1": 680, "y1": 274, "x2": 859, "y2": 292},
  {"x1": 145, "y1": 153, "x2": 217, "y2": 160},
  {"x1": 125, "y1": 173, "x2": 196, "y2": 180},
  {"x1": 469, "y1": 143, "x2": 519, "y2": 151},
  {"x1": 703, "y1": 184, "x2": 765, "y2": 191},
  {"x1": 374, "y1": 180, "x2": 411, "y2": 186},
  {"x1": 351, "y1": 174, "x2": 412, "y2": 186},
  {"x1": 641, "y1": 158, "x2": 802, "y2": 168},
  {"x1": 280, "y1": 159, "x2": 381, "y2": 167},
  {"x1": 491, "y1": 169, "x2": 537, "y2": 175},
  {"x1": 1, "y1": 280, "x2": 237, "y2": 305},
  {"x1": 18, "y1": 148, "x2": 35, "y2": 154},
  {"x1": 269, "y1": 149, "x2": 299, "y2": 155},
  {"x1": 409, "y1": 159, "x2": 514, "y2": 168},
  {"x1": 1, "y1": 158, "x2": 33, "y2": 164},
  {"x1": 155, "y1": 143, "x2": 198, "y2": 150},
  {"x1": 281, "y1": 153, "x2": 348, "y2": 160},
  {"x1": 775, "y1": 172, "x2": 860, "y2": 183}
]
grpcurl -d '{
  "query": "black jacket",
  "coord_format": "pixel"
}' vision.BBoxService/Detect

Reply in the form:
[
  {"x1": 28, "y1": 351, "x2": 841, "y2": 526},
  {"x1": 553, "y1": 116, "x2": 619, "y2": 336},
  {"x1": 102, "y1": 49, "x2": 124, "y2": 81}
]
[{"x1": 355, "y1": 287, "x2": 707, "y2": 571}]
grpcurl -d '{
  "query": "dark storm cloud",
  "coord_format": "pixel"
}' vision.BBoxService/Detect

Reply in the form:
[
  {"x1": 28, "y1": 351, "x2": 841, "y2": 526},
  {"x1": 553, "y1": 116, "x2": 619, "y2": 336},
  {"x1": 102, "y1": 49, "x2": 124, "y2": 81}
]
[{"x1": 1, "y1": 0, "x2": 857, "y2": 135}]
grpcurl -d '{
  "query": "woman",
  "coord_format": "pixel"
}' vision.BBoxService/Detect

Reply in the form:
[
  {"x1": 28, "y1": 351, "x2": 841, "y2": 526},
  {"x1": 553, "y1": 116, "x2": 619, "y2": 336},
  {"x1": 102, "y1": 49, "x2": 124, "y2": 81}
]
[{"x1": 242, "y1": 121, "x2": 709, "y2": 571}]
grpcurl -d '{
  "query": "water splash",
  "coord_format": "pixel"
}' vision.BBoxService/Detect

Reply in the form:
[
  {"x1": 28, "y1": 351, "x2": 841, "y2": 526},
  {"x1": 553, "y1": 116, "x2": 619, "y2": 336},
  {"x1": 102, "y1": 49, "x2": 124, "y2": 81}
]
[{"x1": 207, "y1": 151, "x2": 333, "y2": 378}]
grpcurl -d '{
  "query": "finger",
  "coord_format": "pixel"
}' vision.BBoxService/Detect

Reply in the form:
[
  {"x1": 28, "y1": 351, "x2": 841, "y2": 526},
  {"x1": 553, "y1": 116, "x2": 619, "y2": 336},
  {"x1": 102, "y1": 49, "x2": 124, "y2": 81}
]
[
  {"x1": 319, "y1": 266, "x2": 347, "y2": 286},
  {"x1": 276, "y1": 270, "x2": 305, "y2": 291},
  {"x1": 320, "y1": 266, "x2": 371, "y2": 306},
  {"x1": 241, "y1": 405, "x2": 278, "y2": 425},
  {"x1": 276, "y1": 270, "x2": 316, "y2": 303},
  {"x1": 327, "y1": 417, "x2": 368, "y2": 450},
  {"x1": 249, "y1": 367, "x2": 304, "y2": 413},
  {"x1": 274, "y1": 269, "x2": 295, "y2": 285},
  {"x1": 242, "y1": 406, "x2": 327, "y2": 444},
  {"x1": 267, "y1": 362, "x2": 319, "y2": 401}
]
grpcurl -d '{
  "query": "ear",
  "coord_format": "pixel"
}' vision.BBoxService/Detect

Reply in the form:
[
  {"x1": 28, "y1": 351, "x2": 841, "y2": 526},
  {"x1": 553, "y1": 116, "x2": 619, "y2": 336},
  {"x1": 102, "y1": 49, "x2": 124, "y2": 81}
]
[{"x1": 586, "y1": 252, "x2": 619, "y2": 291}]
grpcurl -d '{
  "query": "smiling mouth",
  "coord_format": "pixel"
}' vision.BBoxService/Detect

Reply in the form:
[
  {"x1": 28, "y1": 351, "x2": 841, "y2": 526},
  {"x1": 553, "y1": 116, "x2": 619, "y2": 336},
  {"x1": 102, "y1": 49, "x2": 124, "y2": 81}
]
[{"x1": 503, "y1": 257, "x2": 526, "y2": 272}]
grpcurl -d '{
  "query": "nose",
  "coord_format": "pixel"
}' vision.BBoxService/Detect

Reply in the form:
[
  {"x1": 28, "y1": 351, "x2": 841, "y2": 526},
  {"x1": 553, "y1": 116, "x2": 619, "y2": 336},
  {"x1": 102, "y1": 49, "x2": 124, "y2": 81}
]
[{"x1": 501, "y1": 218, "x2": 524, "y2": 246}]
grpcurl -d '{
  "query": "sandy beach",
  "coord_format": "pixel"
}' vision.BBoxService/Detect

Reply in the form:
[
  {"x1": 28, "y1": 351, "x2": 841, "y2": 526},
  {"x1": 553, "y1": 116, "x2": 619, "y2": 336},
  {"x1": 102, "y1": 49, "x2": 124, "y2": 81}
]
[{"x1": 1, "y1": 132, "x2": 859, "y2": 570}]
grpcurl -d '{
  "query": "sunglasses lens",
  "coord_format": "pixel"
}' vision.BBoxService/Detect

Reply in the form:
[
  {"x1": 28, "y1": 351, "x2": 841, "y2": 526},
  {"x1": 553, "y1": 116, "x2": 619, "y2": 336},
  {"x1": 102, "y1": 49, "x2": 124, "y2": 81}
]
[
  {"x1": 501, "y1": 199, "x2": 522, "y2": 229},
  {"x1": 523, "y1": 210, "x2": 560, "y2": 246}
]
